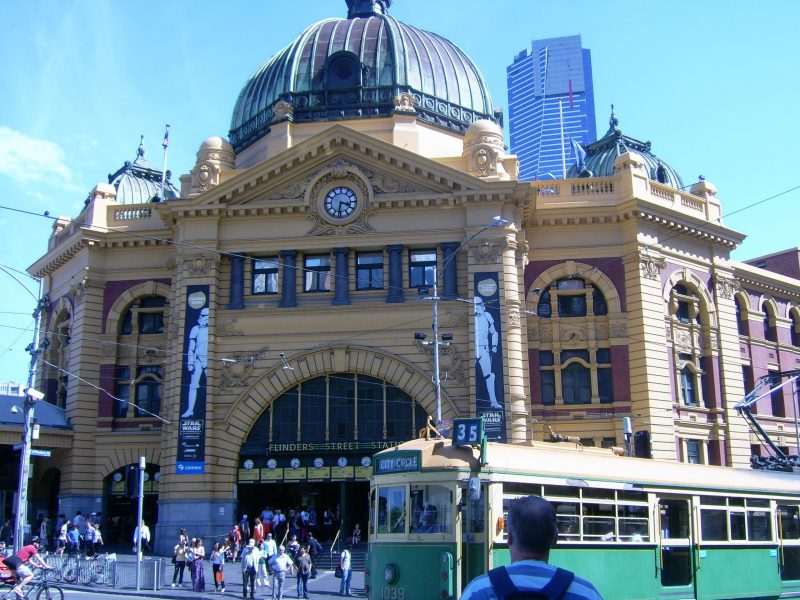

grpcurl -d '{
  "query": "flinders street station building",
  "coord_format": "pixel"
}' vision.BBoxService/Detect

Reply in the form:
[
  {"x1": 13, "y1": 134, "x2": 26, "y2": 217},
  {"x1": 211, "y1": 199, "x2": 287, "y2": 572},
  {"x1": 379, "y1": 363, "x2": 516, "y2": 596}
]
[{"x1": 21, "y1": 0, "x2": 800, "y2": 554}]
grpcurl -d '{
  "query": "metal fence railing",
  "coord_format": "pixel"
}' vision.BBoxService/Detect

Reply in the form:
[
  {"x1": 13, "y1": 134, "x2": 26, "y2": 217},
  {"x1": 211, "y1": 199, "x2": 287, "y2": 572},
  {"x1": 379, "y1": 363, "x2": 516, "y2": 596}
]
[{"x1": 43, "y1": 554, "x2": 164, "y2": 590}]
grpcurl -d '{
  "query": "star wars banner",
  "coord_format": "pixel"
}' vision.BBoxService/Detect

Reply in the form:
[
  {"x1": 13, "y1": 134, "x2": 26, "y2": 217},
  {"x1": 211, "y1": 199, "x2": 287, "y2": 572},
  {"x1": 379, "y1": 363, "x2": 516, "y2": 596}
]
[
  {"x1": 176, "y1": 285, "x2": 209, "y2": 474},
  {"x1": 474, "y1": 272, "x2": 507, "y2": 442}
]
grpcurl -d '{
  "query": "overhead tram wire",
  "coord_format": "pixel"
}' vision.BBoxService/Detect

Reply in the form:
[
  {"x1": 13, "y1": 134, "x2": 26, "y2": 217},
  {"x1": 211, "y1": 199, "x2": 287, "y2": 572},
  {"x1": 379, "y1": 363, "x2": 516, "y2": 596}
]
[
  {"x1": 3, "y1": 178, "x2": 799, "y2": 304},
  {"x1": 41, "y1": 359, "x2": 170, "y2": 424}
]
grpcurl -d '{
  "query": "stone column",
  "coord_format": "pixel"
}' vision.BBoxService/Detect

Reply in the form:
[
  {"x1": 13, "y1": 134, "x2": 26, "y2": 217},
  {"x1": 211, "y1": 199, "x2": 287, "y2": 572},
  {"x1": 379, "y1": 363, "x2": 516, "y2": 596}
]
[
  {"x1": 386, "y1": 245, "x2": 404, "y2": 303},
  {"x1": 227, "y1": 254, "x2": 244, "y2": 309},
  {"x1": 333, "y1": 248, "x2": 350, "y2": 306},
  {"x1": 279, "y1": 251, "x2": 297, "y2": 308}
]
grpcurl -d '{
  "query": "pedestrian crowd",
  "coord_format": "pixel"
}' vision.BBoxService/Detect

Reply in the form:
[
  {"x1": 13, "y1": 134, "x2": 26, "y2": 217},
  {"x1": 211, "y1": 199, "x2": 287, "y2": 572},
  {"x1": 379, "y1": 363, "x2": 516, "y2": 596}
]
[{"x1": 171, "y1": 505, "x2": 357, "y2": 598}]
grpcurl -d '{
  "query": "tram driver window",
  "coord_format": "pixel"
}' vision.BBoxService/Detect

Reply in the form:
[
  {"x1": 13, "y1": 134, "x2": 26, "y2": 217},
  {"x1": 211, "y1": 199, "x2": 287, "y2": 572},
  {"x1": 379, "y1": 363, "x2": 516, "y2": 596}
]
[
  {"x1": 377, "y1": 486, "x2": 406, "y2": 534},
  {"x1": 410, "y1": 484, "x2": 451, "y2": 534}
]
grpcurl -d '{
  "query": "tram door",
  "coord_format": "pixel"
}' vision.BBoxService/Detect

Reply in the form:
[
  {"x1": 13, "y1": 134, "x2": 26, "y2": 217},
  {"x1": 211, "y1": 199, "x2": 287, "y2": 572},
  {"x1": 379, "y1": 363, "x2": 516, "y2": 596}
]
[
  {"x1": 657, "y1": 497, "x2": 695, "y2": 597},
  {"x1": 460, "y1": 484, "x2": 487, "y2": 594}
]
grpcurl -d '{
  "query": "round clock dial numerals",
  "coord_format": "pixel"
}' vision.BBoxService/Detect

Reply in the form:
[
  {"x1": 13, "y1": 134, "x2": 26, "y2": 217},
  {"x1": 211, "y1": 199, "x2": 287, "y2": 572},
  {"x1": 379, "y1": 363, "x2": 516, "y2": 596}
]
[{"x1": 324, "y1": 187, "x2": 357, "y2": 219}]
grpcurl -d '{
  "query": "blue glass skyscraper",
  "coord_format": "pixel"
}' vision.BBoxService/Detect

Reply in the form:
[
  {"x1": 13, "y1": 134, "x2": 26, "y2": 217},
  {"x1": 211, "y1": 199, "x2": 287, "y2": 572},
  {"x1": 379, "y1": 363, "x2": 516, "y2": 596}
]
[{"x1": 507, "y1": 35, "x2": 597, "y2": 180}]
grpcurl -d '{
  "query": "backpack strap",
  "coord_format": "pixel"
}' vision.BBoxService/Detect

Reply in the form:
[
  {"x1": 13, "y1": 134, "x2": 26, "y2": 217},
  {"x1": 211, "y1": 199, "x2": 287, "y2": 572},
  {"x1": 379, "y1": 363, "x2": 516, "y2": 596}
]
[
  {"x1": 538, "y1": 567, "x2": 575, "y2": 600},
  {"x1": 487, "y1": 565, "x2": 575, "y2": 600},
  {"x1": 487, "y1": 566, "x2": 518, "y2": 600}
]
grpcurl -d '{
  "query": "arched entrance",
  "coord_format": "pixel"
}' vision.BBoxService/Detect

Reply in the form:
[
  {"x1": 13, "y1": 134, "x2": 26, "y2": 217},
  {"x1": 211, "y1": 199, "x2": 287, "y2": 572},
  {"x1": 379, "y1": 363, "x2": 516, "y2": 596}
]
[
  {"x1": 237, "y1": 372, "x2": 429, "y2": 542},
  {"x1": 103, "y1": 463, "x2": 160, "y2": 544}
]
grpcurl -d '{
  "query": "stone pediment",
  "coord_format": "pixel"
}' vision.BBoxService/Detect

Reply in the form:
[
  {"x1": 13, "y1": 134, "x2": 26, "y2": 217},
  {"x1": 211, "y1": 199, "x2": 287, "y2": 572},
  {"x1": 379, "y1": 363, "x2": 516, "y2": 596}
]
[{"x1": 181, "y1": 125, "x2": 503, "y2": 213}]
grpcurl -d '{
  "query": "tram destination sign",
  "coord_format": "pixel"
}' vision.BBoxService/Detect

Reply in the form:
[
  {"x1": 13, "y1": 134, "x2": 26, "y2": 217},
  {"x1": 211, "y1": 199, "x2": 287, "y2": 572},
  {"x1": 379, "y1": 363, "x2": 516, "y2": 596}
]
[
  {"x1": 265, "y1": 441, "x2": 399, "y2": 453},
  {"x1": 374, "y1": 450, "x2": 422, "y2": 475}
]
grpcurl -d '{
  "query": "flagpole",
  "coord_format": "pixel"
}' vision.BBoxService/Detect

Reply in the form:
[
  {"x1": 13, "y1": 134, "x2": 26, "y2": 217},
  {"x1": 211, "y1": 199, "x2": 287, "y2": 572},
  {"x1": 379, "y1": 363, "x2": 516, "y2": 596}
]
[
  {"x1": 559, "y1": 99, "x2": 566, "y2": 179},
  {"x1": 160, "y1": 124, "x2": 170, "y2": 201}
]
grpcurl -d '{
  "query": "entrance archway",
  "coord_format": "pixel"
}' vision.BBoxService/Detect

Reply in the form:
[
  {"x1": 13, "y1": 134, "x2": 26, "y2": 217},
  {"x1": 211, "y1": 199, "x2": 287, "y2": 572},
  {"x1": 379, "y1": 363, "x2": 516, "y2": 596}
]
[
  {"x1": 103, "y1": 464, "x2": 160, "y2": 544},
  {"x1": 237, "y1": 372, "x2": 429, "y2": 542}
]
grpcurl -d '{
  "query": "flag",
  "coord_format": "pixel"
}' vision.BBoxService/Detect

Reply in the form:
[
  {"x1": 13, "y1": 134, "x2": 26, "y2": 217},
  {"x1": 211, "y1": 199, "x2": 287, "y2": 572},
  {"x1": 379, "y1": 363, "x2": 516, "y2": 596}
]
[
  {"x1": 570, "y1": 138, "x2": 586, "y2": 170},
  {"x1": 162, "y1": 124, "x2": 170, "y2": 150}
]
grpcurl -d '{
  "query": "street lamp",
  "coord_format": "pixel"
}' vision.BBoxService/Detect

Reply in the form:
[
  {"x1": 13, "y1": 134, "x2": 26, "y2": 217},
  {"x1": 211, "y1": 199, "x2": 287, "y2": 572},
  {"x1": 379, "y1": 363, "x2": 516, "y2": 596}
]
[{"x1": 415, "y1": 216, "x2": 509, "y2": 425}]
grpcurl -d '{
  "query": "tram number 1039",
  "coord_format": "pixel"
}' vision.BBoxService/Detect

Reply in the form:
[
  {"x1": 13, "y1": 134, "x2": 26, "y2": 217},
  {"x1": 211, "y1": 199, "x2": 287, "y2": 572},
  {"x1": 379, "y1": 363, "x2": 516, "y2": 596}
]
[{"x1": 381, "y1": 587, "x2": 405, "y2": 599}]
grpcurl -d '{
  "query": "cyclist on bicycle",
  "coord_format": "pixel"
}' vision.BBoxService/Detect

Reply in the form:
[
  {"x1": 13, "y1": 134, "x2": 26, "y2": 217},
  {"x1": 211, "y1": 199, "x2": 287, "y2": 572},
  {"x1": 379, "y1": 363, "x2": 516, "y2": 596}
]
[{"x1": 2, "y1": 537, "x2": 49, "y2": 598}]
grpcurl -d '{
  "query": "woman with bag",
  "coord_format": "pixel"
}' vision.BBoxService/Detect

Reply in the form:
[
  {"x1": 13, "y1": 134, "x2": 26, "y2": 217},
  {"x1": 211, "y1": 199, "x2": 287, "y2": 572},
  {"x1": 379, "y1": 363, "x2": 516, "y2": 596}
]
[
  {"x1": 211, "y1": 542, "x2": 225, "y2": 593},
  {"x1": 172, "y1": 537, "x2": 187, "y2": 587}
]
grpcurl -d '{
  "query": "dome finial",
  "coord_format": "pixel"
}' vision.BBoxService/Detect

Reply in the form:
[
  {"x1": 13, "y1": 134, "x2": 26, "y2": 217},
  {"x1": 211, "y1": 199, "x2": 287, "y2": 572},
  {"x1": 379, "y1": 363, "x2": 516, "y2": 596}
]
[
  {"x1": 137, "y1": 135, "x2": 146, "y2": 158},
  {"x1": 346, "y1": 0, "x2": 391, "y2": 18},
  {"x1": 609, "y1": 104, "x2": 618, "y2": 130}
]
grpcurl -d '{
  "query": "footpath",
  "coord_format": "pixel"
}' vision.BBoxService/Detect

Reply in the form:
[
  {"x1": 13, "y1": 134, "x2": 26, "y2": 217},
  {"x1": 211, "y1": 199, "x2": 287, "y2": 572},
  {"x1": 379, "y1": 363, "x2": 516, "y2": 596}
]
[{"x1": 59, "y1": 552, "x2": 366, "y2": 600}]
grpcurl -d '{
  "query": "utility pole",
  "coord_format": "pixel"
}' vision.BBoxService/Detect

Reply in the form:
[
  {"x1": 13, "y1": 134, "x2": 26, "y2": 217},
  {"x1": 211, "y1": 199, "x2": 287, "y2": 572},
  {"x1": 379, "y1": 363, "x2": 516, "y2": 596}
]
[
  {"x1": 416, "y1": 217, "x2": 508, "y2": 425},
  {"x1": 14, "y1": 287, "x2": 49, "y2": 552}
]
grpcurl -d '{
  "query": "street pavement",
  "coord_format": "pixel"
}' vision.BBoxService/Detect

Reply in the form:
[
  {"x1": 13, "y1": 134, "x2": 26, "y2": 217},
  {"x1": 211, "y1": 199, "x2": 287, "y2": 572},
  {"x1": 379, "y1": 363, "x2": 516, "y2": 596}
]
[{"x1": 59, "y1": 557, "x2": 367, "y2": 600}]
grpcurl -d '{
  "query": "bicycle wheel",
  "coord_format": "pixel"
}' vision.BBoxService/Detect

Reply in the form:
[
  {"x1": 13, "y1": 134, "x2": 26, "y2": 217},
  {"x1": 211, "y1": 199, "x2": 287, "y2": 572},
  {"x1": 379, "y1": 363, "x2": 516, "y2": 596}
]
[
  {"x1": 36, "y1": 584, "x2": 64, "y2": 600},
  {"x1": 60, "y1": 562, "x2": 77, "y2": 584},
  {"x1": 77, "y1": 563, "x2": 93, "y2": 585}
]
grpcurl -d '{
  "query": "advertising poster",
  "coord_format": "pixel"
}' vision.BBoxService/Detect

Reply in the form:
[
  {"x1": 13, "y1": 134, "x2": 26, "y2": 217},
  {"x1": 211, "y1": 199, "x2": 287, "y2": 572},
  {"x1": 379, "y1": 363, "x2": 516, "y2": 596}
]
[
  {"x1": 473, "y1": 272, "x2": 507, "y2": 442},
  {"x1": 176, "y1": 285, "x2": 209, "y2": 474}
]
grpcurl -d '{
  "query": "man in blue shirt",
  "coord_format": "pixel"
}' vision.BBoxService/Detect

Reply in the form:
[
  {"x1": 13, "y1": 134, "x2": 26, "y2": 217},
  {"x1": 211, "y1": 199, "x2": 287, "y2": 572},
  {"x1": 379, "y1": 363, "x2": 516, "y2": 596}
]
[{"x1": 461, "y1": 496, "x2": 603, "y2": 600}]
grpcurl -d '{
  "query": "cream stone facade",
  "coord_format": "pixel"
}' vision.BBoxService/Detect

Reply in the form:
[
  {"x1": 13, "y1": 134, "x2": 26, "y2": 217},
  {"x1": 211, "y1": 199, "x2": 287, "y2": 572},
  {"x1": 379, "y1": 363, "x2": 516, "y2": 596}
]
[{"x1": 18, "y1": 1, "x2": 800, "y2": 554}]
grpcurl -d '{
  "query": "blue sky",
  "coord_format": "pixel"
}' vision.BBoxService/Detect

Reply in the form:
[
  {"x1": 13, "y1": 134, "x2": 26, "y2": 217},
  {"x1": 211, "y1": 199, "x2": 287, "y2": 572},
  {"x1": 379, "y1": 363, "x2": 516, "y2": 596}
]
[{"x1": 0, "y1": 0, "x2": 798, "y2": 382}]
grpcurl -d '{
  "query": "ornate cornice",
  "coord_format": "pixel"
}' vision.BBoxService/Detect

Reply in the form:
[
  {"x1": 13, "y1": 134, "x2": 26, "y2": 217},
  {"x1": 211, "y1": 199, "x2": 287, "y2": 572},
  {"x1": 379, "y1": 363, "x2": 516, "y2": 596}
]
[{"x1": 713, "y1": 275, "x2": 741, "y2": 300}]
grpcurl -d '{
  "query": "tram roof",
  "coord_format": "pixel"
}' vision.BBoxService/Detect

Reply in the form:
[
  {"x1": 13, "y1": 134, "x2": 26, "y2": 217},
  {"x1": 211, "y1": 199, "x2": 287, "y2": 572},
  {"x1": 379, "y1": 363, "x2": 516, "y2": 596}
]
[{"x1": 374, "y1": 438, "x2": 800, "y2": 497}]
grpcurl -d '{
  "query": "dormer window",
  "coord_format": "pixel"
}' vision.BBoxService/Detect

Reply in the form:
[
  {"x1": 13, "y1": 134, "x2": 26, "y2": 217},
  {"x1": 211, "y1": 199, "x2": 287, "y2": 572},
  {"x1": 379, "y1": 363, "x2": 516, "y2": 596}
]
[{"x1": 325, "y1": 51, "x2": 361, "y2": 89}]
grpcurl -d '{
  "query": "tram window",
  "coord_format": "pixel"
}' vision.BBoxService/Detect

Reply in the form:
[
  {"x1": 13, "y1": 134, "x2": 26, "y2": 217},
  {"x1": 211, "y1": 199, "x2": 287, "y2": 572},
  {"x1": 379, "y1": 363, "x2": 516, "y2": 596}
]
[
  {"x1": 583, "y1": 503, "x2": 615, "y2": 540},
  {"x1": 410, "y1": 484, "x2": 451, "y2": 534},
  {"x1": 377, "y1": 486, "x2": 406, "y2": 534},
  {"x1": 619, "y1": 519, "x2": 649, "y2": 542},
  {"x1": 369, "y1": 490, "x2": 376, "y2": 535},
  {"x1": 557, "y1": 515, "x2": 580, "y2": 540},
  {"x1": 542, "y1": 485, "x2": 579, "y2": 498},
  {"x1": 748, "y1": 498, "x2": 769, "y2": 508},
  {"x1": 779, "y1": 505, "x2": 800, "y2": 539},
  {"x1": 618, "y1": 490, "x2": 648, "y2": 503},
  {"x1": 700, "y1": 495, "x2": 725, "y2": 505},
  {"x1": 462, "y1": 497, "x2": 485, "y2": 535},
  {"x1": 701, "y1": 509, "x2": 727, "y2": 541},
  {"x1": 504, "y1": 483, "x2": 543, "y2": 497},
  {"x1": 729, "y1": 497, "x2": 745, "y2": 507},
  {"x1": 748, "y1": 510, "x2": 772, "y2": 541},
  {"x1": 583, "y1": 488, "x2": 615, "y2": 500},
  {"x1": 660, "y1": 500, "x2": 690, "y2": 539},
  {"x1": 730, "y1": 512, "x2": 747, "y2": 540}
]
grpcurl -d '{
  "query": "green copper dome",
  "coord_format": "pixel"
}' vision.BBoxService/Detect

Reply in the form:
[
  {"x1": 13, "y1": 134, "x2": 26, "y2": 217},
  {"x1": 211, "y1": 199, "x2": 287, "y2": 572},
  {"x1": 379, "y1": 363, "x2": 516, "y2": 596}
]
[
  {"x1": 230, "y1": 0, "x2": 496, "y2": 153},
  {"x1": 567, "y1": 109, "x2": 683, "y2": 189}
]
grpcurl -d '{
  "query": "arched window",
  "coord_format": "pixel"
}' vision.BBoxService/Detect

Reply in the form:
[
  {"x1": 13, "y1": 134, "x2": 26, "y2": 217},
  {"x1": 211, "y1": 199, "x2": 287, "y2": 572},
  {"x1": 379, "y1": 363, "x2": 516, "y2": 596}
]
[
  {"x1": 241, "y1": 373, "x2": 429, "y2": 453},
  {"x1": 113, "y1": 294, "x2": 167, "y2": 421},
  {"x1": 762, "y1": 303, "x2": 777, "y2": 342},
  {"x1": 672, "y1": 284, "x2": 701, "y2": 325},
  {"x1": 680, "y1": 365, "x2": 697, "y2": 406},
  {"x1": 792, "y1": 311, "x2": 800, "y2": 347},
  {"x1": 536, "y1": 278, "x2": 608, "y2": 318},
  {"x1": 735, "y1": 296, "x2": 748, "y2": 336},
  {"x1": 562, "y1": 363, "x2": 591, "y2": 405}
]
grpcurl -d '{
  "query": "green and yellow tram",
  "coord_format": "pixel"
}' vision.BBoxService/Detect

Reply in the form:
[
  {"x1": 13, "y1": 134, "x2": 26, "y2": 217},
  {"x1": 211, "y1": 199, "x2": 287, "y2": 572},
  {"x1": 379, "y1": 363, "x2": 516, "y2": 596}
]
[{"x1": 365, "y1": 427, "x2": 800, "y2": 599}]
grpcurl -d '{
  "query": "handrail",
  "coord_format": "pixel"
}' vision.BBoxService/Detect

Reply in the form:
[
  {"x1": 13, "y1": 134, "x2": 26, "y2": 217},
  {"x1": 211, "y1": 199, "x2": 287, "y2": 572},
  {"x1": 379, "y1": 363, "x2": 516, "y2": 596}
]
[{"x1": 329, "y1": 528, "x2": 342, "y2": 570}]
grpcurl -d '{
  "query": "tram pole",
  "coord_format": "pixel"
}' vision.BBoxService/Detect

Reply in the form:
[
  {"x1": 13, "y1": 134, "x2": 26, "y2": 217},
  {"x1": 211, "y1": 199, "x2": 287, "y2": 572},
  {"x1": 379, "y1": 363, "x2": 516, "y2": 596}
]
[
  {"x1": 135, "y1": 456, "x2": 145, "y2": 591},
  {"x1": 417, "y1": 217, "x2": 508, "y2": 425}
]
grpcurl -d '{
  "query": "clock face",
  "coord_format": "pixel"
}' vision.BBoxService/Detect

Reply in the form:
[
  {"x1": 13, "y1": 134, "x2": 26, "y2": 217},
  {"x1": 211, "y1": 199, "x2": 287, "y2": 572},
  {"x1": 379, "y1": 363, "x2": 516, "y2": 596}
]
[
  {"x1": 324, "y1": 187, "x2": 357, "y2": 219},
  {"x1": 337, "y1": 456, "x2": 348, "y2": 468}
]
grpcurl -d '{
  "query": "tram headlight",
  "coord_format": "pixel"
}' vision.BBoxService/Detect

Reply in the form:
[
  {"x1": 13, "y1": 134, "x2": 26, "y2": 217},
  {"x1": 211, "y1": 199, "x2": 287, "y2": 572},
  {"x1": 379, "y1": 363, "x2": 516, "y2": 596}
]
[{"x1": 384, "y1": 562, "x2": 399, "y2": 585}]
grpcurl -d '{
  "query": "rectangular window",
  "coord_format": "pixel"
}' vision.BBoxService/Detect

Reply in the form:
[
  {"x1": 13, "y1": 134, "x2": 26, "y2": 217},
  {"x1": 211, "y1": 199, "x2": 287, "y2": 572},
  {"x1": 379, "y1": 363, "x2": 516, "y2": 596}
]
[
  {"x1": 769, "y1": 370, "x2": 786, "y2": 417},
  {"x1": 134, "y1": 366, "x2": 162, "y2": 417},
  {"x1": 598, "y1": 367, "x2": 614, "y2": 404},
  {"x1": 562, "y1": 364, "x2": 591, "y2": 405},
  {"x1": 377, "y1": 485, "x2": 407, "y2": 534},
  {"x1": 558, "y1": 294, "x2": 586, "y2": 317},
  {"x1": 680, "y1": 368, "x2": 697, "y2": 406},
  {"x1": 113, "y1": 366, "x2": 131, "y2": 418},
  {"x1": 539, "y1": 351, "x2": 554, "y2": 366},
  {"x1": 686, "y1": 439, "x2": 702, "y2": 464},
  {"x1": 409, "y1": 249, "x2": 437, "y2": 288},
  {"x1": 304, "y1": 255, "x2": 331, "y2": 292},
  {"x1": 356, "y1": 252, "x2": 384, "y2": 290},
  {"x1": 253, "y1": 258, "x2": 279, "y2": 294},
  {"x1": 541, "y1": 371, "x2": 555, "y2": 405}
]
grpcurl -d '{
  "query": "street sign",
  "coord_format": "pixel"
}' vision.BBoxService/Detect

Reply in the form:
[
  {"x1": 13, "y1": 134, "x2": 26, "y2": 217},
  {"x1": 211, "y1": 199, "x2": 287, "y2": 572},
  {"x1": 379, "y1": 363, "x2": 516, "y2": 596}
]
[
  {"x1": 12, "y1": 445, "x2": 51, "y2": 457},
  {"x1": 452, "y1": 418, "x2": 484, "y2": 446}
]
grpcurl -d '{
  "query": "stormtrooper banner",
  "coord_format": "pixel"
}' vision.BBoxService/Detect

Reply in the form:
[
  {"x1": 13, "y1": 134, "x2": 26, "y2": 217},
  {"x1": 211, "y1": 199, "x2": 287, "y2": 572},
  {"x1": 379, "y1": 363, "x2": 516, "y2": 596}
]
[
  {"x1": 176, "y1": 285, "x2": 209, "y2": 474},
  {"x1": 474, "y1": 272, "x2": 507, "y2": 442}
]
